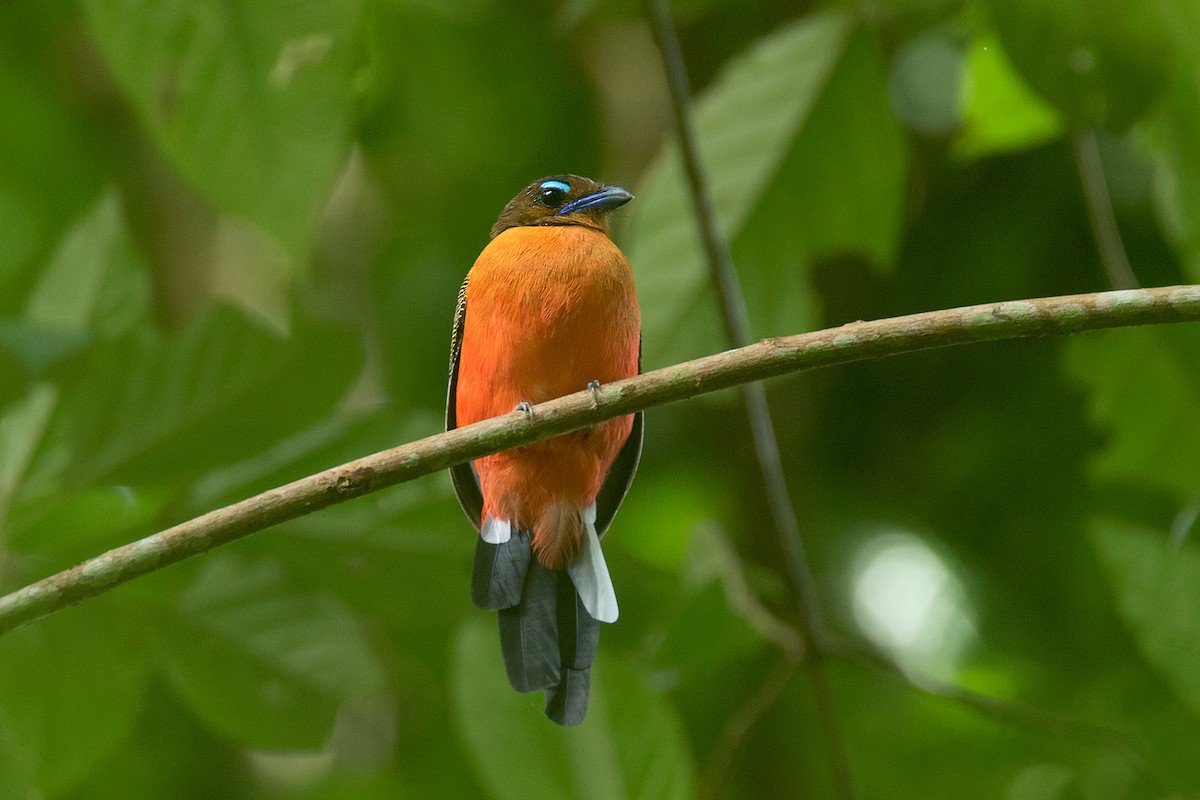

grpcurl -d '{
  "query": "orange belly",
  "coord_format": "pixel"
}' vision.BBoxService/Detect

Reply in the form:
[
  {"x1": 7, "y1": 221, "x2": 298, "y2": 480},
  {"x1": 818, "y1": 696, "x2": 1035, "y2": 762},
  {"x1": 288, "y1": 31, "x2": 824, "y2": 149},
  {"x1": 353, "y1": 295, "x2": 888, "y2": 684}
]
[{"x1": 456, "y1": 224, "x2": 640, "y2": 566}]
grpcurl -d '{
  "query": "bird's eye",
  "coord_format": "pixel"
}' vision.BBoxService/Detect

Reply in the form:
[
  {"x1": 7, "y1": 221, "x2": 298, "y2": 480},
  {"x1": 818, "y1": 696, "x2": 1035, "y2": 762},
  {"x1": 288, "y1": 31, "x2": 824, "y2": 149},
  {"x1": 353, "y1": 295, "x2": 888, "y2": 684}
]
[{"x1": 536, "y1": 180, "x2": 570, "y2": 208}]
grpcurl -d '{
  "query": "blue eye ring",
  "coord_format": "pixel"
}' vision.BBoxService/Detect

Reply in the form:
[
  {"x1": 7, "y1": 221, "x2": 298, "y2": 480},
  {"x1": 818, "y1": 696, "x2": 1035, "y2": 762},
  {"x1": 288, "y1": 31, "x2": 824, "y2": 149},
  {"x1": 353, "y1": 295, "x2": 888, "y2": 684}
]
[{"x1": 536, "y1": 180, "x2": 570, "y2": 208}]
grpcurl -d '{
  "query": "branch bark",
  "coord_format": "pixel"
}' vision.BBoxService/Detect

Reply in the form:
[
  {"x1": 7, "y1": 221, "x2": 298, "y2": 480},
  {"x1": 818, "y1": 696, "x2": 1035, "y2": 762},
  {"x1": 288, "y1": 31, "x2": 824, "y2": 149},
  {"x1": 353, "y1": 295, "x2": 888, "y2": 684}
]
[{"x1": 1, "y1": 284, "x2": 1199, "y2": 635}]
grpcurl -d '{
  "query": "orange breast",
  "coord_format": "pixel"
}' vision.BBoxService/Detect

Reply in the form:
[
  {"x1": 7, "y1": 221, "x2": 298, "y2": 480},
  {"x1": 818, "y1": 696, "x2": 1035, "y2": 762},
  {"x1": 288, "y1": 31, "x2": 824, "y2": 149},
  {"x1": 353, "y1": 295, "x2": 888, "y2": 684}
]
[{"x1": 456, "y1": 224, "x2": 640, "y2": 564}]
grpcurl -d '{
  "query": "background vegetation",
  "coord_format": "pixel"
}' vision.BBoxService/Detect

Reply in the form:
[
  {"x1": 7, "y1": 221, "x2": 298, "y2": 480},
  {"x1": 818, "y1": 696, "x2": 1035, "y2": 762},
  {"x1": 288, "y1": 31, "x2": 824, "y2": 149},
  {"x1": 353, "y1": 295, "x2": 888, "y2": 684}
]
[{"x1": 1, "y1": 0, "x2": 1199, "y2": 797}]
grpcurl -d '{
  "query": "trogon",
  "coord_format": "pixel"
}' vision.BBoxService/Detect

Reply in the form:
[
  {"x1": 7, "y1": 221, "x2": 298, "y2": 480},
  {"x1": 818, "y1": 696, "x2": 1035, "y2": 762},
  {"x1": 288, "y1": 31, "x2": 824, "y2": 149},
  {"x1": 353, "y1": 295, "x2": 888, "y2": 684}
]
[{"x1": 446, "y1": 174, "x2": 642, "y2": 725}]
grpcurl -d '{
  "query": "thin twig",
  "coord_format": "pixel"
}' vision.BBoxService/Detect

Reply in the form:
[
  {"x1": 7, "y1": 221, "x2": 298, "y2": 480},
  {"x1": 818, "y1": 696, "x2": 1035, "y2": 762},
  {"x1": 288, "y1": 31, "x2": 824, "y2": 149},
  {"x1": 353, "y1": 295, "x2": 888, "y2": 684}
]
[
  {"x1": 700, "y1": 653, "x2": 803, "y2": 800},
  {"x1": 1, "y1": 285, "x2": 1198, "y2": 635},
  {"x1": 697, "y1": 521, "x2": 804, "y2": 656},
  {"x1": 1073, "y1": 129, "x2": 1140, "y2": 290},
  {"x1": 640, "y1": 0, "x2": 827, "y2": 650},
  {"x1": 640, "y1": 0, "x2": 853, "y2": 793}
]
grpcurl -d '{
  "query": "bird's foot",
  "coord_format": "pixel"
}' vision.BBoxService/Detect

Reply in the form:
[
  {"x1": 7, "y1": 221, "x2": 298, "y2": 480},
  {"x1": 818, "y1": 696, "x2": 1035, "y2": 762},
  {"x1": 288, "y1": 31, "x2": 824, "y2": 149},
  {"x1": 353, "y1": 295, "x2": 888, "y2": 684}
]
[
  {"x1": 587, "y1": 380, "x2": 602, "y2": 406},
  {"x1": 514, "y1": 401, "x2": 535, "y2": 421}
]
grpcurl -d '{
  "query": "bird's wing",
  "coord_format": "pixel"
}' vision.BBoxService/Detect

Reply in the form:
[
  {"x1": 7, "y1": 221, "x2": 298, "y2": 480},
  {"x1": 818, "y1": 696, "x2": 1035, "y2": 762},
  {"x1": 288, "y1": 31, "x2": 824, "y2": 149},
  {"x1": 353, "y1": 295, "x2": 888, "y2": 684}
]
[
  {"x1": 593, "y1": 336, "x2": 643, "y2": 538},
  {"x1": 446, "y1": 277, "x2": 484, "y2": 530}
]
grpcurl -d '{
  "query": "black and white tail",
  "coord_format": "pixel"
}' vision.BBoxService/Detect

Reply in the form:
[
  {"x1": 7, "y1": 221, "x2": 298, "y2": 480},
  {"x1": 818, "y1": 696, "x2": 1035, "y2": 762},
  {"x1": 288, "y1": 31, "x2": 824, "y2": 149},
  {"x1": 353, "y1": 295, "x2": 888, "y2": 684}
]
[{"x1": 471, "y1": 507, "x2": 616, "y2": 726}]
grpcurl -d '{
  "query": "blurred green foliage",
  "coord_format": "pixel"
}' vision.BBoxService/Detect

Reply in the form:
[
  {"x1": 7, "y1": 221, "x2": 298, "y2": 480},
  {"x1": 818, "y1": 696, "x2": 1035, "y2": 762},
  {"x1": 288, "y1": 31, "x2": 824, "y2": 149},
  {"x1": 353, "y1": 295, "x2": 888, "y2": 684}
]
[{"x1": 1, "y1": 0, "x2": 1199, "y2": 797}]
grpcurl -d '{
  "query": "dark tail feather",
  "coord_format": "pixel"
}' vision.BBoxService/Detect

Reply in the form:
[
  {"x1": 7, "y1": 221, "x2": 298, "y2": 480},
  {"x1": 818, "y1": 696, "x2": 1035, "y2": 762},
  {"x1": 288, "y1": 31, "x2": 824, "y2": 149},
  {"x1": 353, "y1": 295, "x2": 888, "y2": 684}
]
[
  {"x1": 555, "y1": 569, "x2": 599, "y2": 670},
  {"x1": 472, "y1": 531, "x2": 531, "y2": 610},
  {"x1": 543, "y1": 572, "x2": 600, "y2": 725},
  {"x1": 498, "y1": 559, "x2": 560, "y2": 691},
  {"x1": 489, "y1": 545, "x2": 602, "y2": 725},
  {"x1": 545, "y1": 668, "x2": 590, "y2": 726}
]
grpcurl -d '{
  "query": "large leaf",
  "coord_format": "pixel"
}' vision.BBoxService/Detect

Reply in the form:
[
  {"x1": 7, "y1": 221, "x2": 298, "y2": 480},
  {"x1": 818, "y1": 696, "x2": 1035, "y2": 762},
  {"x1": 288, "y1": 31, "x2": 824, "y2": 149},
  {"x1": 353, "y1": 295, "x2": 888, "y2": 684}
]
[
  {"x1": 1147, "y1": 65, "x2": 1200, "y2": 284},
  {"x1": 1065, "y1": 326, "x2": 1200, "y2": 500},
  {"x1": 986, "y1": 0, "x2": 1174, "y2": 130},
  {"x1": 155, "y1": 406, "x2": 471, "y2": 630},
  {"x1": 5, "y1": 484, "x2": 173, "y2": 577},
  {"x1": 0, "y1": 1, "x2": 110, "y2": 303},
  {"x1": 1092, "y1": 520, "x2": 1200, "y2": 717},
  {"x1": 452, "y1": 618, "x2": 695, "y2": 800},
  {"x1": 159, "y1": 555, "x2": 388, "y2": 748},
  {"x1": 732, "y1": 26, "x2": 907, "y2": 338},
  {"x1": 0, "y1": 190, "x2": 149, "y2": 545},
  {"x1": 955, "y1": 35, "x2": 1064, "y2": 158},
  {"x1": 0, "y1": 603, "x2": 149, "y2": 796},
  {"x1": 626, "y1": 10, "x2": 854, "y2": 366},
  {"x1": 23, "y1": 187, "x2": 149, "y2": 342},
  {"x1": 269, "y1": 496, "x2": 468, "y2": 631},
  {"x1": 81, "y1": 0, "x2": 363, "y2": 256},
  {"x1": 0, "y1": 188, "x2": 147, "y2": 390},
  {"x1": 18, "y1": 303, "x2": 364, "y2": 500}
]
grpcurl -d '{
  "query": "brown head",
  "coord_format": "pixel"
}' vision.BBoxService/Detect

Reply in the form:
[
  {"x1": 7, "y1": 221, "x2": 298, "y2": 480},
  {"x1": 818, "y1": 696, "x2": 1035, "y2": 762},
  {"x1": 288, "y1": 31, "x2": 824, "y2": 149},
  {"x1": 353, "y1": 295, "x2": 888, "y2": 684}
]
[{"x1": 490, "y1": 174, "x2": 634, "y2": 239}]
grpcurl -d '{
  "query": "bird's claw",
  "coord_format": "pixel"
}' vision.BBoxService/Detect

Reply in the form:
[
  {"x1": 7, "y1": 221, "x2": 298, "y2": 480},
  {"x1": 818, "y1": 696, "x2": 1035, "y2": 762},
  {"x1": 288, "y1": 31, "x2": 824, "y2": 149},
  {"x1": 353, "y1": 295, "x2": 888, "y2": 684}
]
[
  {"x1": 587, "y1": 380, "x2": 603, "y2": 405},
  {"x1": 514, "y1": 401, "x2": 535, "y2": 421}
]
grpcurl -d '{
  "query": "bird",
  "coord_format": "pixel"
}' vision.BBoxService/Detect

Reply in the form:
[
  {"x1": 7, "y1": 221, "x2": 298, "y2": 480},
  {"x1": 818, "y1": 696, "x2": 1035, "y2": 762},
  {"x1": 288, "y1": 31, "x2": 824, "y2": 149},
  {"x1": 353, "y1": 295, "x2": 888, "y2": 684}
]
[{"x1": 446, "y1": 174, "x2": 642, "y2": 725}]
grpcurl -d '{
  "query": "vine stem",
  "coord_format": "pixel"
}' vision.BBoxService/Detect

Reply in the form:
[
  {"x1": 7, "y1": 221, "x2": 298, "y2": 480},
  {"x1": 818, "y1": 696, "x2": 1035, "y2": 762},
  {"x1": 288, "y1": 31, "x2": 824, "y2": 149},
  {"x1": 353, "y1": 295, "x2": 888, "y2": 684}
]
[
  {"x1": 640, "y1": 0, "x2": 850, "y2": 792},
  {"x1": 1073, "y1": 129, "x2": 1139, "y2": 290},
  {"x1": 0, "y1": 285, "x2": 1198, "y2": 636}
]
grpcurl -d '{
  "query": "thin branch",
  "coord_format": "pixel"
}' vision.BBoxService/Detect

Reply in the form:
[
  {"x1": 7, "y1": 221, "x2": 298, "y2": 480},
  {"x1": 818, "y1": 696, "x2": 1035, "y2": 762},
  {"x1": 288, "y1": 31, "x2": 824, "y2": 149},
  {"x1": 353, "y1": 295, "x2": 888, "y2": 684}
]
[
  {"x1": 640, "y1": 0, "x2": 827, "y2": 651},
  {"x1": 0, "y1": 285, "x2": 1198, "y2": 635},
  {"x1": 1073, "y1": 129, "x2": 1140, "y2": 290},
  {"x1": 640, "y1": 1, "x2": 853, "y2": 792},
  {"x1": 700, "y1": 653, "x2": 802, "y2": 800},
  {"x1": 698, "y1": 521, "x2": 804, "y2": 656}
]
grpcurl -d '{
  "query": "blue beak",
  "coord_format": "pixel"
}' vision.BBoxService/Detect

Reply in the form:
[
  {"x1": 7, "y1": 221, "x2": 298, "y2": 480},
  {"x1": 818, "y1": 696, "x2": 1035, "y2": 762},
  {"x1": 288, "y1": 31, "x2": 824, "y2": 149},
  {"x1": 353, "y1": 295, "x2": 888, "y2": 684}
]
[{"x1": 556, "y1": 186, "x2": 634, "y2": 216}]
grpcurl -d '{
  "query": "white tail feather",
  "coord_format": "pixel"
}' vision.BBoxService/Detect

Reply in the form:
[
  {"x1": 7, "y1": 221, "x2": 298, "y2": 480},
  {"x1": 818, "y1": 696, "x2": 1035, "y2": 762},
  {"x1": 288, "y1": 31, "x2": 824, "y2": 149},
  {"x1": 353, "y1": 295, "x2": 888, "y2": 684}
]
[
  {"x1": 567, "y1": 504, "x2": 619, "y2": 623},
  {"x1": 481, "y1": 516, "x2": 511, "y2": 544}
]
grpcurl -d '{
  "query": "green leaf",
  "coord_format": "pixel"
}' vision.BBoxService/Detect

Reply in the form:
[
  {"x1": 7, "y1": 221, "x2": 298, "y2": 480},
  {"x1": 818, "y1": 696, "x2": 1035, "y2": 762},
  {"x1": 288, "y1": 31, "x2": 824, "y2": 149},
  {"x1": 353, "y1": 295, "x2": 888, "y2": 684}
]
[
  {"x1": 626, "y1": 10, "x2": 854, "y2": 366},
  {"x1": 6, "y1": 485, "x2": 173, "y2": 572},
  {"x1": 1065, "y1": 326, "x2": 1200, "y2": 500},
  {"x1": 955, "y1": 35, "x2": 1064, "y2": 158},
  {"x1": 160, "y1": 555, "x2": 388, "y2": 749},
  {"x1": 1146, "y1": 66, "x2": 1200, "y2": 284},
  {"x1": 160, "y1": 409, "x2": 468, "y2": 630},
  {"x1": 1092, "y1": 519, "x2": 1200, "y2": 717},
  {"x1": 0, "y1": 188, "x2": 147, "y2": 414},
  {"x1": 0, "y1": 320, "x2": 91, "y2": 376},
  {"x1": 733, "y1": 26, "x2": 907, "y2": 337},
  {"x1": 81, "y1": 0, "x2": 364, "y2": 256},
  {"x1": 268, "y1": 482, "x2": 468, "y2": 631},
  {"x1": 23, "y1": 188, "x2": 148, "y2": 337},
  {"x1": 0, "y1": 603, "x2": 149, "y2": 796},
  {"x1": 888, "y1": 34, "x2": 967, "y2": 137},
  {"x1": 627, "y1": 14, "x2": 908, "y2": 366},
  {"x1": 1006, "y1": 764, "x2": 1075, "y2": 799},
  {"x1": 26, "y1": 190, "x2": 151, "y2": 360},
  {"x1": 451, "y1": 618, "x2": 695, "y2": 800},
  {"x1": 0, "y1": 190, "x2": 151, "y2": 546},
  {"x1": 0, "y1": 2, "x2": 110, "y2": 301},
  {"x1": 185, "y1": 410, "x2": 435, "y2": 512},
  {"x1": 19, "y1": 304, "x2": 364, "y2": 497},
  {"x1": 985, "y1": 0, "x2": 1174, "y2": 130}
]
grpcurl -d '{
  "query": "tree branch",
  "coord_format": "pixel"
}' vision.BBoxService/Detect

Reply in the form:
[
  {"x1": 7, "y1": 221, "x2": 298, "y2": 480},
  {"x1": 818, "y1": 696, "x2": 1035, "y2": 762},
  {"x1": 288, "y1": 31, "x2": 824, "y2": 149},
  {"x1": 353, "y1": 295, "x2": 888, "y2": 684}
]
[{"x1": 1, "y1": 284, "x2": 1199, "y2": 635}]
